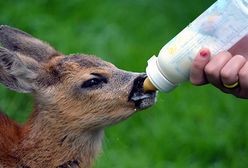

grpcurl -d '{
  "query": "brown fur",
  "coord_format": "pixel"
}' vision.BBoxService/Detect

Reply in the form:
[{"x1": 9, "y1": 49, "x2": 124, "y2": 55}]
[{"x1": 0, "y1": 26, "x2": 156, "y2": 168}]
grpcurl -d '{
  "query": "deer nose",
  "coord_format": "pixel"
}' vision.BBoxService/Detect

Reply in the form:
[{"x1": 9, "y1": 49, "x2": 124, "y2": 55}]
[{"x1": 128, "y1": 74, "x2": 156, "y2": 108}]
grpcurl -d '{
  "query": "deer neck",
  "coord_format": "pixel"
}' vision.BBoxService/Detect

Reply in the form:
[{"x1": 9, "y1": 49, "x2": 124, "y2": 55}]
[{"x1": 19, "y1": 107, "x2": 104, "y2": 168}]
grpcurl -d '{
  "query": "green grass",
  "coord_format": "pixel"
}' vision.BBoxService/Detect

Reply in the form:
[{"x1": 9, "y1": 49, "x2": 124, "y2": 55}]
[{"x1": 1, "y1": 0, "x2": 248, "y2": 167}]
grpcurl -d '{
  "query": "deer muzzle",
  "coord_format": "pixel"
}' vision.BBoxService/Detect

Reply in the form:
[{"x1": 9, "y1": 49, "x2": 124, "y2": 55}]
[{"x1": 128, "y1": 74, "x2": 157, "y2": 109}]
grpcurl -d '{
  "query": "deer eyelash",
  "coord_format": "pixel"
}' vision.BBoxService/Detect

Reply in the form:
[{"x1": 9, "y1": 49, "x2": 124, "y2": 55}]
[{"x1": 81, "y1": 74, "x2": 108, "y2": 89}]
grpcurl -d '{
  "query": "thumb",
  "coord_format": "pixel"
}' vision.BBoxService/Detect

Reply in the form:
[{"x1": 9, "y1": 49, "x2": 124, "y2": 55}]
[{"x1": 190, "y1": 48, "x2": 211, "y2": 85}]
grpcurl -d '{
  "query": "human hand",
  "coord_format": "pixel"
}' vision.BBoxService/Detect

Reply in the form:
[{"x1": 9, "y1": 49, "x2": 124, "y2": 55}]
[{"x1": 190, "y1": 35, "x2": 248, "y2": 99}]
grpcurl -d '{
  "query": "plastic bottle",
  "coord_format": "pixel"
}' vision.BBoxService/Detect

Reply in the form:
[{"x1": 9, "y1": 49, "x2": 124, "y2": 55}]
[{"x1": 144, "y1": 0, "x2": 248, "y2": 92}]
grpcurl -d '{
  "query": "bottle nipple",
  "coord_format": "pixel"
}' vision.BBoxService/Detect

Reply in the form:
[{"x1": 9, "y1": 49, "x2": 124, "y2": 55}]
[{"x1": 143, "y1": 77, "x2": 157, "y2": 92}]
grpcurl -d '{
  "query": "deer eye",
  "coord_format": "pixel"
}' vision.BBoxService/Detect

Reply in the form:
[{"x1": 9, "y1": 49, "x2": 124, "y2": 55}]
[{"x1": 81, "y1": 76, "x2": 107, "y2": 88}]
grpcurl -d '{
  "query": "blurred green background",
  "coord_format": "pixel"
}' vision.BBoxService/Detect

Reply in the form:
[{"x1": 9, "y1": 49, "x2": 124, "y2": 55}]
[{"x1": 1, "y1": 0, "x2": 248, "y2": 167}]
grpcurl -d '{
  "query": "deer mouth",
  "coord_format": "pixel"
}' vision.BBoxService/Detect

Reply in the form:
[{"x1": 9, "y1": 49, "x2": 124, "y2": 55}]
[{"x1": 128, "y1": 75, "x2": 157, "y2": 109}]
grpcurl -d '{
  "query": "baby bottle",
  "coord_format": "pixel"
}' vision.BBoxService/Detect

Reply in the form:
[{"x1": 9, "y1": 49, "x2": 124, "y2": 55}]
[{"x1": 144, "y1": 0, "x2": 248, "y2": 92}]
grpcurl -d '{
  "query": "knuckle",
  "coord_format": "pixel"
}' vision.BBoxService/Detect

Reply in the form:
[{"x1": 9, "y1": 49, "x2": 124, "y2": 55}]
[
  {"x1": 217, "y1": 51, "x2": 232, "y2": 58},
  {"x1": 192, "y1": 61, "x2": 204, "y2": 71},
  {"x1": 204, "y1": 64, "x2": 217, "y2": 76},
  {"x1": 220, "y1": 69, "x2": 232, "y2": 81},
  {"x1": 234, "y1": 55, "x2": 246, "y2": 62}
]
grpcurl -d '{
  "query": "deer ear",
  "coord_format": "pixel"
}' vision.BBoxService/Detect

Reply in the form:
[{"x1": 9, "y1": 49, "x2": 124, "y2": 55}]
[
  {"x1": 0, "y1": 25, "x2": 60, "y2": 62},
  {"x1": 0, "y1": 47, "x2": 40, "y2": 93}
]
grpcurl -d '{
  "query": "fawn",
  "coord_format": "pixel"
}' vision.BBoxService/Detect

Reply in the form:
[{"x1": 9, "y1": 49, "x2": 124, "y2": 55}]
[{"x1": 0, "y1": 26, "x2": 156, "y2": 168}]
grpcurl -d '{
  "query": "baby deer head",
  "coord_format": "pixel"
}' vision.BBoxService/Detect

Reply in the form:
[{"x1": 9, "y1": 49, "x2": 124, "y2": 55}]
[{"x1": 0, "y1": 25, "x2": 156, "y2": 167}]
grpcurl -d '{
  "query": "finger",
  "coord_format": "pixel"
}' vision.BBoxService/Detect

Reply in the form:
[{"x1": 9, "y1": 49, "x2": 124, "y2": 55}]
[
  {"x1": 220, "y1": 55, "x2": 246, "y2": 85},
  {"x1": 190, "y1": 48, "x2": 211, "y2": 85},
  {"x1": 204, "y1": 51, "x2": 233, "y2": 88},
  {"x1": 237, "y1": 61, "x2": 248, "y2": 98}
]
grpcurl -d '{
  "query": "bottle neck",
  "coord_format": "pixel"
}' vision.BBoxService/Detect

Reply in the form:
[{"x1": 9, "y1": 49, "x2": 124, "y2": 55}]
[
  {"x1": 143, "y1": 78, "x2": 157, "y2": 92},
  {"x1": 145, "y1": 56, "x2": 176, "y2": 92}
]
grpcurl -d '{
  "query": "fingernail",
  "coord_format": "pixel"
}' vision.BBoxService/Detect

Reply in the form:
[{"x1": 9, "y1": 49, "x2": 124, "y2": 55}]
[{"x1": 200, "y1": 50, "x2": 208, "y2": 57}]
